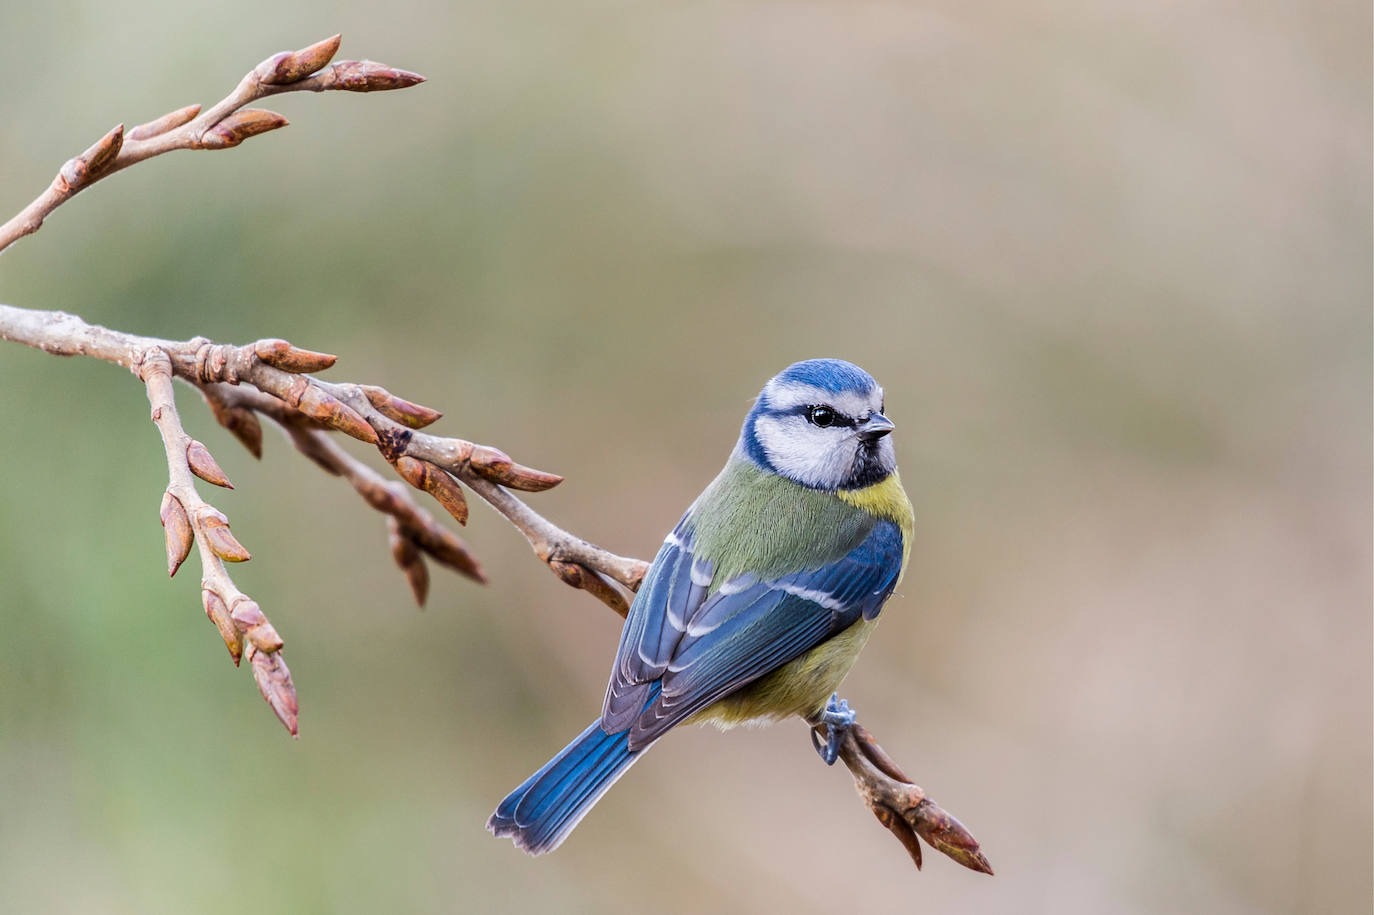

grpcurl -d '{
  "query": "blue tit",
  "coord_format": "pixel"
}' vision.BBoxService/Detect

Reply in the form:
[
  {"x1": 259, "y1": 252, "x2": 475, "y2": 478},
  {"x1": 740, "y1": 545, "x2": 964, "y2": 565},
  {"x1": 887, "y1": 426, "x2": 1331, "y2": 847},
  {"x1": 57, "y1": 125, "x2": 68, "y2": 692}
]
[{"x1": 488, "y1": 358, "x2": 914, "y2": 854}]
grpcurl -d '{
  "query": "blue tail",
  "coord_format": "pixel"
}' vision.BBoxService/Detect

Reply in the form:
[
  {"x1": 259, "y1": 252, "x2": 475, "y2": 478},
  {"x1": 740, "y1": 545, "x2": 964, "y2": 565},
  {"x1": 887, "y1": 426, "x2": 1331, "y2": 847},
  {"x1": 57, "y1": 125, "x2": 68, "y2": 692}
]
[{"x1": 487, "y1": 704, "x2": 654, "y2": 854}]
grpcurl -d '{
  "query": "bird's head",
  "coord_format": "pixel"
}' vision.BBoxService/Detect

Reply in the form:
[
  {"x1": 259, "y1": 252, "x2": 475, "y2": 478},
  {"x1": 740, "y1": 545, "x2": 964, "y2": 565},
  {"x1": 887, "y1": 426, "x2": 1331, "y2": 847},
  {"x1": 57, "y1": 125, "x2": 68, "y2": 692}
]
[{"x1": 738, "y1": 358, "x2": 897, "y2": 491}]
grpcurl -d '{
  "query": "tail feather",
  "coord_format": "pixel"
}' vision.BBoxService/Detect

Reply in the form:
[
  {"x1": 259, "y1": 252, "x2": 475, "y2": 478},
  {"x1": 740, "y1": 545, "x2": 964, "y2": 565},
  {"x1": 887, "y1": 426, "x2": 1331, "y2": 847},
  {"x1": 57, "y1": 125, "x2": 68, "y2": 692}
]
[{"x1": 488, "y1": 687, "x2": 659, "y2": 854}]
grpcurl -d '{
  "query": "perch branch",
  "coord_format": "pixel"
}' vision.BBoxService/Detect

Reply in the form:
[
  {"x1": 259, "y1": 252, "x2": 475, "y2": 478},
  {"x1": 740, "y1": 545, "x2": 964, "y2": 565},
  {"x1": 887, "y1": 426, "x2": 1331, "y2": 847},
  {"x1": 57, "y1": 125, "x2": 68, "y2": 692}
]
[
  {"x1": 810, "y1": 717, "x2": 993, "y2": 874},
  {"x1": 0, "y1": 305, "x2": 989, "y2": 874},
  {"x1": 0, "y1": 34, "x2": 988, "y2": 873}
]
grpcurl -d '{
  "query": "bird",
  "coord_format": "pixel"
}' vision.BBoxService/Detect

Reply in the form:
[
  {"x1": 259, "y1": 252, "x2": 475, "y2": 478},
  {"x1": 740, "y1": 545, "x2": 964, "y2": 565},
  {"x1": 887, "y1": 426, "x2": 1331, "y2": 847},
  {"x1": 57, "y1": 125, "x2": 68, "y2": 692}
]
[{"x1": 488, "y1": 358, "x2": 914, "y2": 854}]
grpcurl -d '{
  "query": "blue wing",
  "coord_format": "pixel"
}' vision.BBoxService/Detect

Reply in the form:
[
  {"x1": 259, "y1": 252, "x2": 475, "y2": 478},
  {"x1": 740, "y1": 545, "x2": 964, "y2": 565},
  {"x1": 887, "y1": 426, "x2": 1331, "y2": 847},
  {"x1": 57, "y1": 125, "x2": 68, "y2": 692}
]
[{"x1": 601, "y1": 515, "x2": 904, "y2": 750}]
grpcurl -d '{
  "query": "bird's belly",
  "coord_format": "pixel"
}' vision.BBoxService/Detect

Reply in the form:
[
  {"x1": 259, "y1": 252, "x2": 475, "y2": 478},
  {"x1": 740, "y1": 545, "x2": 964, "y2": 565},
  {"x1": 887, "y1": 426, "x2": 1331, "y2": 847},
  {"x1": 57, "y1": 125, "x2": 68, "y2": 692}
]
[{"x1": 690, "y1": 618, "x2": 878, "y2": 730}]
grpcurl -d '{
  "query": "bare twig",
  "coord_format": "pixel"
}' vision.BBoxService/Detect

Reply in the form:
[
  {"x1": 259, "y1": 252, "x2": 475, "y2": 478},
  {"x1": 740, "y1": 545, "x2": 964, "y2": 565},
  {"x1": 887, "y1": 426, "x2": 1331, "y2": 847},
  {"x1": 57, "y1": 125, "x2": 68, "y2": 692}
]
[
  {"x1": 137, "y1": 348, "x2": 298, "y2": 735},
  {"x1": 0, "y1": 35, "x2": 988, "y2": 873},
  {"x1": 0, "y1": 34, "x2": 422, "y2": 255}
]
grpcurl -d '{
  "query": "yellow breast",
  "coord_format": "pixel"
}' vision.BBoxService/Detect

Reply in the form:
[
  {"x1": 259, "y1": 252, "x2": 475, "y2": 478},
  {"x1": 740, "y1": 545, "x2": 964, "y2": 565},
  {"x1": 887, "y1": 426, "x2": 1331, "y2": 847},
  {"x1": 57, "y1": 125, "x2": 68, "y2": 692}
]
[{"x1": 837, "y1": 471, "x2": 915, "y2": 581}]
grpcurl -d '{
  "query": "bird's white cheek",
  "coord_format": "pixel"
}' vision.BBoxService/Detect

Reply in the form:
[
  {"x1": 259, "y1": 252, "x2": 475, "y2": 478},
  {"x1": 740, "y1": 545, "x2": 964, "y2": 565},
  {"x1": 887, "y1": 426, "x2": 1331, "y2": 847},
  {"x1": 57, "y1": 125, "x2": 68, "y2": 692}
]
[{"x1": 753, "y1": 416, "x2": 855, "y2": 490}]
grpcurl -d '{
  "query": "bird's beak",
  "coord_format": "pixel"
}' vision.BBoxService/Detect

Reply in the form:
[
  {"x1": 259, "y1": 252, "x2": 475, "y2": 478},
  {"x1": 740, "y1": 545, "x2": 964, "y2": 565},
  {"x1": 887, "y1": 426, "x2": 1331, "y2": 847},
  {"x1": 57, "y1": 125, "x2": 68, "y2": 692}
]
[{"x1": 857, "y1": 413, "x2": 895, "y2": 442}]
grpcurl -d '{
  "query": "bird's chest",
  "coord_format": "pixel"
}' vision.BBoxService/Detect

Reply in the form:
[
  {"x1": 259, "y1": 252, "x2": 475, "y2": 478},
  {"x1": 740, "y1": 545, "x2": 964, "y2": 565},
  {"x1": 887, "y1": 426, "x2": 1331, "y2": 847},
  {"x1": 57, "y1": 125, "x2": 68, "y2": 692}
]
[{"x1": 692, "y1": 617, "x2": 878, "y2": 729}]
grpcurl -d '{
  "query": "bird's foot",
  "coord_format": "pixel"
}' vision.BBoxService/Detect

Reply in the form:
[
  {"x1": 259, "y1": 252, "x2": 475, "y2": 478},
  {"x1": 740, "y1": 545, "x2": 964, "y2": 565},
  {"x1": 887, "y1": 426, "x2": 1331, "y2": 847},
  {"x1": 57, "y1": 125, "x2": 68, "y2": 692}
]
[{"x1": 812, "y1": 693, "x2": 855, "y2": 766}]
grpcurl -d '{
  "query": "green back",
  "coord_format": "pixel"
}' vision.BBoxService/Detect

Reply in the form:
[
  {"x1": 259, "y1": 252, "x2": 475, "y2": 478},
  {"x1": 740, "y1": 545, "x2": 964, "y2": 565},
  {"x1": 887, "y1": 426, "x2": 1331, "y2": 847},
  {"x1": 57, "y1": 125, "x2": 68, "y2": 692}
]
[{"x1": 686, "y1": 457, "x2": 876, "y2": 587}]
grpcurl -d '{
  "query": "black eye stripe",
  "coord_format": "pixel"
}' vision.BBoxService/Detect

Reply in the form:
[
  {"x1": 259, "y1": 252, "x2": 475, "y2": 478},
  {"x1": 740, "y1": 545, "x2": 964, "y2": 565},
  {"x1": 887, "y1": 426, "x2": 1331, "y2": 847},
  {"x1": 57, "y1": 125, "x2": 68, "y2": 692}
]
[
  {"x1": 770, "y1": 404, "x2": 861, "y2": 427},
  {"x1": 804, "y1": 405, "x2": 856, "y2": 428}
]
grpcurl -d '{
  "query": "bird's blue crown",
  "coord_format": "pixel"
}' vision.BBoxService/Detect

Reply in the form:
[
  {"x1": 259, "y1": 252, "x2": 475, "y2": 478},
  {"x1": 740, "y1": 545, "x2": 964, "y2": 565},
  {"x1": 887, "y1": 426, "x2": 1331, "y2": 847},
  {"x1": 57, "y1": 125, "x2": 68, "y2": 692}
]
[{"x1": 770, "y1": 359, "x2": 878, "y2": 397}]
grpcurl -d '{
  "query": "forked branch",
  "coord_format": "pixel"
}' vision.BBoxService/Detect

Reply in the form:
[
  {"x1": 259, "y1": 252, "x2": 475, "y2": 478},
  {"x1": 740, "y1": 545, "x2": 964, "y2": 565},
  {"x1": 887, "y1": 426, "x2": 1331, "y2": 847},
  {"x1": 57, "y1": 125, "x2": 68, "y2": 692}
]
[{"x1": 0, "y1": 35, "x2": 988, "y2": 875}]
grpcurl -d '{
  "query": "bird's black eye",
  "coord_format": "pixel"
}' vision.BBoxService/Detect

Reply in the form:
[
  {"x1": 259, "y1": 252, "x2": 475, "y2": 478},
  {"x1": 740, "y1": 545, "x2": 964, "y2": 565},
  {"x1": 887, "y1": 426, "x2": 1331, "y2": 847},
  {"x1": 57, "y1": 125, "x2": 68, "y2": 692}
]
[{"x1": 807, "y1": 405, "x2": 837, "y2": 427}]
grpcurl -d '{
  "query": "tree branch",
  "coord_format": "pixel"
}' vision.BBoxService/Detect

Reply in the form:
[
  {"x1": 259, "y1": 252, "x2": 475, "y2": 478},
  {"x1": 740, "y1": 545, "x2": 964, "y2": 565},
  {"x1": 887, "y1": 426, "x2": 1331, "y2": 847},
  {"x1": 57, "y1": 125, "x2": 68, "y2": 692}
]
[
  {"x1": 0, "y1": 35, "x2": 989, "y2": 875},
  {"x1": 0, "y1": 34, "x2": 421, "y2": 255}
]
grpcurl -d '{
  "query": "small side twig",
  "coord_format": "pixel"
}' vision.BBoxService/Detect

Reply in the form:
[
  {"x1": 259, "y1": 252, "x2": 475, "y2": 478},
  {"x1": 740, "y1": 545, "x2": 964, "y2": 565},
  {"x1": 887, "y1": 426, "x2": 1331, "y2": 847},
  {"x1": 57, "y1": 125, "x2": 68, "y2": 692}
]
[{"x1": 138, "y1": 349, "x2": 298, "y2": 735}]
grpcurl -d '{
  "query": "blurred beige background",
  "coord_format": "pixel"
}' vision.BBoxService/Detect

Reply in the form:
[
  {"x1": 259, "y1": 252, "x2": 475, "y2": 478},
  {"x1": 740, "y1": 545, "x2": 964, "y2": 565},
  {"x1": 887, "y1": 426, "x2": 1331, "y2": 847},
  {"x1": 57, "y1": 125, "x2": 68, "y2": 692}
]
[{"x1": 0, "y1": 2, "x2": 1369, "y2": 913}]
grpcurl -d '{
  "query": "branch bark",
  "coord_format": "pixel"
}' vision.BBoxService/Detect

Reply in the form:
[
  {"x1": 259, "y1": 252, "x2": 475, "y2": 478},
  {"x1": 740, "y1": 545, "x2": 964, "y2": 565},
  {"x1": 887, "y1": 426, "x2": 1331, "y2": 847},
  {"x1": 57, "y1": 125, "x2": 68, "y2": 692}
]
[{"x1": 0, "y1": 34, "x2": 989, "y2": 875}]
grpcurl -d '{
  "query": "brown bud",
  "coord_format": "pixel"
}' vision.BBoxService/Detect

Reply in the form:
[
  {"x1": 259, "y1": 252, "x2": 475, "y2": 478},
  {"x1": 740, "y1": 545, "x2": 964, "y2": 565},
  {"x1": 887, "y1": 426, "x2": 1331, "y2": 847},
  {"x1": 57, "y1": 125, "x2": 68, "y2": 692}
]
[
  {"x1": 250, "y1": 649, "x2": 299, "y2": 737},
  {"x1": 467, "y1": 445, "x2": 510, "y2": 480},
  {"x1": 853, "y1": 725, "x2": 909, "y2": 782},
  {"x1": 201, "y1": 587, "x2": 243, "y2": 665},
  {"x1": 549, "y1": 560, "x2": 582, "y2": 588},
  {"x1": 391, "y1": 454, "x2": 426, "y2": 489},
  {"x1": 394, "y1": 455, "x2": 469, "y2": 525},
  {"x1": 468, "y1": 445, "x2": 562, "y2": 492},
  {"x1": 388, "y1": 517, "x2": 419, "y2": 566},
  {"x1": 911, "y1": 799, "x2": 993, "y2": 875},
  {"x1": 576, "y1": 567, "x2": 630, "y2": 617},
  {"x1": 550, "y1": 561, "x2": 629, "y2": 617},
  {"x1": 328, "y1": 60, "x2": 426, "y2": 92},
  {"x1": 198, "y1": 508, "x2": 251, "y2": 562},
  {"x1": 187, "y1": 440, "x2": 233, "y2": 488},
  {"x1": 362, "y1": 385, "x2": 442, "y2": 429},
  {"x1": 202, "y1": 109, "x2": 289, "y2": 150},
  {"x1": 253, "y1": 338, "x2": 337, "y2": 374},
  {"x1": 502, "y1": 462, "x2": 563, "y2": 492},
  {"x1": 128, "y1": 104, "x2": 202, "y2": 141},
  {"x1": 257, "y1": 34, "x2": 341, "y2": 85},
  {"x1": 206, "y1": 397, "x2": 264, "y2": 459},
  {"x1": 428, "y1": 473, "x2": 468, "y2": 525},
  {"x1": 871, "y1": 805, "x2": 923, "y2": 870},
  {"x1": 61, "y1": 124, "x2": 125, "y2": 188},
  {"x1": 412, "y1": 526, "x2": 486, "y2": 584},
  {"x1": 292, "y1": 383, "x2": 379, "y2": 444},
  {"x1": 230, "y1": 598, "x2": 284, "y2": 653},
  {"x1": 360, "y1": 481, "x2": 406, "y2": 515},
  {"x1": 403, "y1": 559, "x2": 430, "y2": 607},
  {"x1": 388, "y1": 518, "x2": 429, "y2": 607},
  {"x1": 159, "y1": 491, "x2": 194, "y2": 577},
  {"x1": 231, "y1": 411, "x2": 264, "y2": 458}
]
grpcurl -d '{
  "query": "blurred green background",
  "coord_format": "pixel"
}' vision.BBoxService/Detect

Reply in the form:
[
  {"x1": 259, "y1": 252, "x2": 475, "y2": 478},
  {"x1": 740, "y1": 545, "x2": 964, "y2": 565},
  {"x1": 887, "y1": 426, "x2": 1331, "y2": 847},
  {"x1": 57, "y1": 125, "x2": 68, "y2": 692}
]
[{"x1": 0, "y1": 2, "x2": 1368, "y2": 913}]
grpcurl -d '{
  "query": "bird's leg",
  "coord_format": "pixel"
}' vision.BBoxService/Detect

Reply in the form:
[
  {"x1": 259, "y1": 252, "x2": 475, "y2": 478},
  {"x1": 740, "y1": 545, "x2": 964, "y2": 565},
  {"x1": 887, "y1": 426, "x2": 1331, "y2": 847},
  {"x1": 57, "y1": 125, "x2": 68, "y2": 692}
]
[{"x1": 810, "y1": 693, "x2": 856, "y2": 766}]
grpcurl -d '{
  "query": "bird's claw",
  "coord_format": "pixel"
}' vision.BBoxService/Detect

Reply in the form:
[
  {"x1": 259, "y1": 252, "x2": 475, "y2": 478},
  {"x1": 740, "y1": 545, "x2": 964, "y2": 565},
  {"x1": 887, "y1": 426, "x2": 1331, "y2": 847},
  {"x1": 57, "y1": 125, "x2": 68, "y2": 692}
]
[{"x1": 812, "y1": 693, "x2": 855, "y2": 766}]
